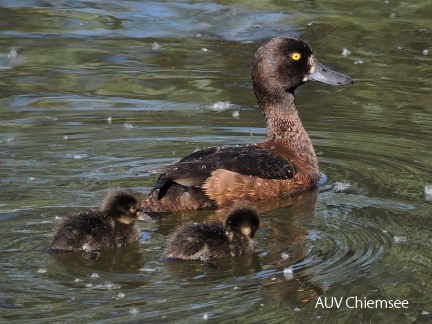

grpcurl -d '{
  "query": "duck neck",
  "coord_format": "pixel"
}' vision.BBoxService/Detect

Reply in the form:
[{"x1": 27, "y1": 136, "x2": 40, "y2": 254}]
[{"x1": 260, "y1": 92, "x2": 320, "y2": 182}]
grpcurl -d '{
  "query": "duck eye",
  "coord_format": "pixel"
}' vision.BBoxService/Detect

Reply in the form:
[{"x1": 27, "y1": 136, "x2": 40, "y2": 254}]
[
  {"x1": 129, "y1": 206, "x2": 137, "y2": 213},
  {"x1": 290, "y1": 53, "x2": 301, "y2": 61}
]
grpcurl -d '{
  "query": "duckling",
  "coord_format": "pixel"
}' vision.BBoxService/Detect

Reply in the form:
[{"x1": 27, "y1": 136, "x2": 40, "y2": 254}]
[
  {"x1": 161, "y1": 204, "x2": 260, "y2": 261},
  {"x1": 141, "y1": 37, "x2": 353, "y2": 214},
  {"x1": 48, "y1": 189, "x2": 144, "y2": 252}
]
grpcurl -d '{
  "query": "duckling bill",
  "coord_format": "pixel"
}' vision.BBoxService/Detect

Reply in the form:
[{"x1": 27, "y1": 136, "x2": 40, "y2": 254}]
[
  {"x1": 141, "y1": 36, "x2": 353, "y2": 214},
  {"x1": 48, "y1": 190, "x2": 145, "y2": 252},
  {"x1": 161, "y1": 204, "x2": 260, "y2": 261}
]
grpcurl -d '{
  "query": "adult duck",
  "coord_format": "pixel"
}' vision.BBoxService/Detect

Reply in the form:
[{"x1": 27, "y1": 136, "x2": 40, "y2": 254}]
[{"x1": 141, "y1": 37, "x2": 352, "y2": 213}]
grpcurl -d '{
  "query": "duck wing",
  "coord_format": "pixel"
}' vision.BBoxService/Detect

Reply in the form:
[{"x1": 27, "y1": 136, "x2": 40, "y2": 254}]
[{"x1": 148, "y1": 145, "x2": 295, "y2": 188}]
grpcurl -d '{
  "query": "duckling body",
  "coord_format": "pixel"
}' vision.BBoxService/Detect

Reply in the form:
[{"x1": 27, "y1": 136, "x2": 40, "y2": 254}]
[
  {"x1": 161, "y1": 204, "x2": 260, "y2": 261},
  {"x1": 48, "y1": 190, "x2": 143, "y2": 252},
  {"x1": 142, "y1": 37, "x2": 352, "y2": 213}
]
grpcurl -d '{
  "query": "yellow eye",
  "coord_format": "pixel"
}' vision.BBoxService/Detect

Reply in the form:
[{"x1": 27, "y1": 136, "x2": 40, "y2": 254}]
[{"x1": 291, "y1": 53, "x2": 301, "y2": 61}]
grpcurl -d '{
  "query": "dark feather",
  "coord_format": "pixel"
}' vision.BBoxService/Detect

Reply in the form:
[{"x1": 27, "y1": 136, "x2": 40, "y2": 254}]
[{"x1": 147, "y1": 145, "x2": 295, "y2": 187}]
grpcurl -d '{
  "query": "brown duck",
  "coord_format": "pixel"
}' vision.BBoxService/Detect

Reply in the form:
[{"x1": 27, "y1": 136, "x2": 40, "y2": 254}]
[{"x1": 141, "y1": 37, "x2": 352, "y2": 213}]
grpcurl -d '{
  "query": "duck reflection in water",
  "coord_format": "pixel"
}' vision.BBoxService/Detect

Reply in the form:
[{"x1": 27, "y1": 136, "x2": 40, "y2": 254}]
[
  {"x1": 48, "y1": 189, "x2": 146, "y2": 257},
  {"x1": 161, "y1": 203, "x2": 260, "y2": 265}
]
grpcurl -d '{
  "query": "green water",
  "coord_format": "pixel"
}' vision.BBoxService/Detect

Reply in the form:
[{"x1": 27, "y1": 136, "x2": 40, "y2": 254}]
[{"x1": 1, "y1": 0, "x2": 431, "y2": 323}]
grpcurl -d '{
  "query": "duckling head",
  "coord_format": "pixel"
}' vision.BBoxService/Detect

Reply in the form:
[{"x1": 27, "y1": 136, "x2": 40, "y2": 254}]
[
  {"x1": 100, "y1": 189, "x2": 143, "y2": 224},
  {"x1": 224, "y1": 203, "x2": 260, "y2": 238}
]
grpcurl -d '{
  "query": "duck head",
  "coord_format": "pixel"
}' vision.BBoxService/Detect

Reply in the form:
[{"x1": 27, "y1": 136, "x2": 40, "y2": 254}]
[
  {"x1": 224, "y1": 204, "x2": 260, "y2": 238},
  {"x1": 101, "y1": 189, "x2": 146, "y2": 224},
  {"x1": 251, "y1": 37, "x2": 352, "y2": 108}
]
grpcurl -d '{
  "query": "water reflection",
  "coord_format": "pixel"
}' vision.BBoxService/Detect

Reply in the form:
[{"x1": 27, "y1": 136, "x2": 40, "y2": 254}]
[{"x1": 49, "y1": 243, "x2": 146, "y2": 273}]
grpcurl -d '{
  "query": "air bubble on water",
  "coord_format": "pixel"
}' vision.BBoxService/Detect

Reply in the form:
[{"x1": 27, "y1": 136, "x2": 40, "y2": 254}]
[
  {"x1": 129, "y1": 307, "x2": 139, "y2": 315},
  {"x1": 334, "y1": 181, "x2": 351, "y2": 192},
  {"x1": 281, "y1": 252, "x2": 290, "y2": 260},
  {"x1": 92, "y1": 282, "x2": 121, "y2": 290},
  {"x1": 151, "y1": 42, "x2": 161, "y2": 50},
  {"x1": 116, "y1": 292, "x2": 125, "y2": 299},
  {"x1": 394, "y1": 236, "x2": 406, "y2": 243},
  {"x1": 203, "y1": 313, "x2": 209, "y2": 321},
  {"x1": 8, "y1": 48, "x2": 17, "y2": 59},
  {"x1": 124, "y1": 123, "x2": 134, "y2": 129},
  {"x1": 208, "y1": 101, "x2": 233, "y2": 111},
  {"x1": 37, "y1": 268, "x2": 47, "y2": 274},
  {"x1": 425, "y1": 184, "x2": 432, "y2": 201},
  {"x1": 283, "y1": 266, "x2": 294, "y2": 280},
  {"x1": 341, "y1": 48, "x2": 351, "y2": 56},
  {"x1": 422, "y1": 49, "x2": 429, "y2": 55},
  {"x1": 91, "y1": 272, "x2": 100, "y2": 278},
  {"x1": 107, "y1": 116, "x2": 112, "y2": 124},
  {"x1": 232, "y1": 110, "x2": 240, "y2": 118}
]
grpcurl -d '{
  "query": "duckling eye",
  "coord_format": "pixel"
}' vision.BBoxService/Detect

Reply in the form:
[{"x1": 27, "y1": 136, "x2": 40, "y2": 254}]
[
  {"x1": 129, "y1": 206, "x2": 137, "y2": 213},
  {"x1": 290, "y1": 53, "x2": 301, "y2": 61}
]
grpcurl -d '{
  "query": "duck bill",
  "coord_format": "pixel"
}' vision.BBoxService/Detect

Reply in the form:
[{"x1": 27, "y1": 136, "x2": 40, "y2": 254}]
[
  {"x1": 308, "y1": 58, "x2": 353, "y2": 85},
  {"x1": 137, "y1": 212, "x2": 153, "y2": 222}
]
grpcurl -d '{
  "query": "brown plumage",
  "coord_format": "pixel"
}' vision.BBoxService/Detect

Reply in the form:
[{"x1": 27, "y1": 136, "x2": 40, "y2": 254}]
[
  {"x1": 161, "y1": 204, "x2": 260, "y2": 261},
  {"x1": 141, "y1": 37, "x2": 352, "y2": 214},
  {"x1": 48, "y1": 190, "x2": 144, "y2": 252}
]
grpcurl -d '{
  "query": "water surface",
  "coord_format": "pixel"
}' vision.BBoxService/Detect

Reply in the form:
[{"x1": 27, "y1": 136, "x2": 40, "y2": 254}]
[{"x1": 1, "y1": 0, "x2": 431, "y2": 323}]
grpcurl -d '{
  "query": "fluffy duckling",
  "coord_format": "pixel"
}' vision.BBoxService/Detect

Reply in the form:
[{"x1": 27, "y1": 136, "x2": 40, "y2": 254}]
[
  {"x1": 48, "y1": 189, "x2": 144, "y2": 252},
  {"x1": 161, "y1": 204, "x2": 260, "y2": 261}
]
